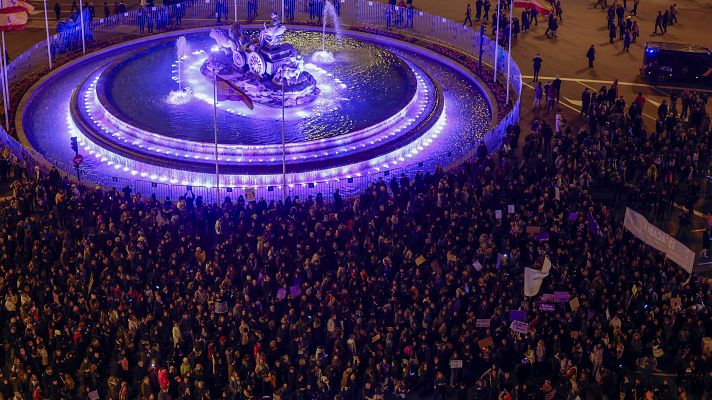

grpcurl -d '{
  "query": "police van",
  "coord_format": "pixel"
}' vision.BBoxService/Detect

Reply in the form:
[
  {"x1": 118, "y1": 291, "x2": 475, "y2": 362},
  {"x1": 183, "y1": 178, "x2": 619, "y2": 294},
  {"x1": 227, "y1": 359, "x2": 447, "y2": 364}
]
[{"x1": 640, "y1": 42, "x2": 712, "y2": 83}]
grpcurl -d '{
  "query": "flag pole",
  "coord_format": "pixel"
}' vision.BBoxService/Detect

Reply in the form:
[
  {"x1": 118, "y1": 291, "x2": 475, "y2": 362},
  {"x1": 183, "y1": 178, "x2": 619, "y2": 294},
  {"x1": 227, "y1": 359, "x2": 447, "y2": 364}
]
[
  {"x1": 213, "y1": 72, "x2": 220, "y2": 203},
  {"x1": 506, "y1": 0, "x2": 512, "y2": 103},
  {"x1": 0, "y1": 33, "x2": 9, "y2": 131},
  {"x1": 493, "y1": 0, "x2": 500, "y2": 82},
  {"x1": 43, "y1": 0, "x2": 53, "y2": 69},
  {"x1": 234, "y1": 0, "x2": 237, "y2": 22},
  {"x1": 79, "y1": 0, "x2": 86, "y2": 54},
  {"x1": 281, "y1": 81, "x2": 286, "y2": 203}
]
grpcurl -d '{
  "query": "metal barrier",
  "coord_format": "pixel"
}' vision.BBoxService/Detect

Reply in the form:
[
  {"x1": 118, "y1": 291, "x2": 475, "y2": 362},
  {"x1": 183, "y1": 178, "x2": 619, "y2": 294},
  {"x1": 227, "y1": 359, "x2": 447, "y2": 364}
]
[{"x1": 1, "y1": 0, "x2": 521, "y2": 204}]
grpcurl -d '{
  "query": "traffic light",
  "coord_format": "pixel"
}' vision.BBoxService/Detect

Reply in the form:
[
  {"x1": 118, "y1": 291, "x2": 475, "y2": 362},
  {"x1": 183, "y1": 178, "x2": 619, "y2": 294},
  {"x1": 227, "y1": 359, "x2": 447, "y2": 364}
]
[{"x1": 70, "y1": 137, "x2": 78, "y2": 153}]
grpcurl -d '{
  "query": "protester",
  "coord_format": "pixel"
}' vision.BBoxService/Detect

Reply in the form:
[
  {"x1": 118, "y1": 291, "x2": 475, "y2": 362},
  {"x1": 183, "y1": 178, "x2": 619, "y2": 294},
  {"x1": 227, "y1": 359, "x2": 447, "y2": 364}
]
[{"x1": 0, "y1": 24, "x2": 711, "y2": 400}]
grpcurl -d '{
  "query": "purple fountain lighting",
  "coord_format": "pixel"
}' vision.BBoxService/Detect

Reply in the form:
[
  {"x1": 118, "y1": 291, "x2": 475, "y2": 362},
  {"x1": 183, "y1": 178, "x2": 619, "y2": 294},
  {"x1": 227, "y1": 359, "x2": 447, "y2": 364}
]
[{"x1": 19, "y1": 23, "x2": 493, "y2": 194}]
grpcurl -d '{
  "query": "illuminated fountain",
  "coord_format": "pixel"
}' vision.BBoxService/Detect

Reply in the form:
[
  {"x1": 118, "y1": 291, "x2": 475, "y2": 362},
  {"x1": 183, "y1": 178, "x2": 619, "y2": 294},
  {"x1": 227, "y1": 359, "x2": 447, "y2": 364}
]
[
  {"x1": 311, "y1": 0, "x2": 342, "y2": 64},
  {"x1": 201, "y1": 13, "x2": 319, "y2": 107},
  {"x1": 19, "y1": 15, "x2": 494, "y2": 193},
  {"x1": 166, "y1": 36, "x2": 192, "y2": 105}
]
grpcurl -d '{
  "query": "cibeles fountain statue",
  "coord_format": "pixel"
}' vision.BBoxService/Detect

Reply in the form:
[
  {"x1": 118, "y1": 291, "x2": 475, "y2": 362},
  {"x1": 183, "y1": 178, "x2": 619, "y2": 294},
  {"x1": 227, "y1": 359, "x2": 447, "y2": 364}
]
[{"x1": 201, "y1": 12, "x2": 320, "y2": 107}]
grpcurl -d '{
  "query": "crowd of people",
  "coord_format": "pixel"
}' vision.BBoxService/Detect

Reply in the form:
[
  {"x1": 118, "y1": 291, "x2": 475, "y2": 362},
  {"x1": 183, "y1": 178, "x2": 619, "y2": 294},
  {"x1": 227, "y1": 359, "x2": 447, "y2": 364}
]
[{"x1": 1, "y1": 71, "x2": 711, "y2": 400}]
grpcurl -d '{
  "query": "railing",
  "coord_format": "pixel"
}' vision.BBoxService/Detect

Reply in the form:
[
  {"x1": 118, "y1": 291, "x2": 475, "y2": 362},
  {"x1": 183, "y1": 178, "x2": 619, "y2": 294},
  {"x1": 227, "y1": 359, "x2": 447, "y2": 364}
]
[{"x1": 2, "y1": 0, "x2": 521, "y2": 204}]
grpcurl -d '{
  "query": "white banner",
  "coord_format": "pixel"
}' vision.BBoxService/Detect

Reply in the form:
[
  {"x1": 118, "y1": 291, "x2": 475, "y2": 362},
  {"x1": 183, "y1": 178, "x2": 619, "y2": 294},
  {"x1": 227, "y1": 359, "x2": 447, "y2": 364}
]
[
  {"x1": 623, "y1": 207, "x2": 648, "y2": 240},
  {"x1": 665, "y1": 237, "x2": 696, "y2": 274},
  {"x1": 524, "y1": 263, "x2": 550, "y2": 297},
  {"x1": 623, "y1": 208, "x2": 695, "y2": 274}
]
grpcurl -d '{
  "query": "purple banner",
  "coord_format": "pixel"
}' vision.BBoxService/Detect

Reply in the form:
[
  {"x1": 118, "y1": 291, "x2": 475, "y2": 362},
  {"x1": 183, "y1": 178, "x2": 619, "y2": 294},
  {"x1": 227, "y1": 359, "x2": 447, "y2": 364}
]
[
  {"x1": 510, "y1": 310, "x2": 526, "y2": 321},
  {"x1": 553, "y1": 291, "x2": 570, "y2": 303}
]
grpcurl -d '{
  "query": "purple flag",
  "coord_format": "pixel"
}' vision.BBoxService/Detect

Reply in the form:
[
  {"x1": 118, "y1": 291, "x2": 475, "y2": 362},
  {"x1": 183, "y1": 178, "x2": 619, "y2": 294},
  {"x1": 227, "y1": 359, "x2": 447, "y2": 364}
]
[
  {"x1": 510, "y1": 310, "x2": 526, "y2": 321},
  {"x1": 277, "y1": 288, "x2": 287, "y2": 300},
  {"x1": 289, "y1": 284, "x2": 301, "y2": 297},
  {"x1": 568, "y1": 211, "x2": 579, "y2": 222},
  {"x1": 587, "y1": 213, "x2": 601, "y2": 236},
  {"x1": 534, "y1": 232, "x2": 549, "y2": 241}
]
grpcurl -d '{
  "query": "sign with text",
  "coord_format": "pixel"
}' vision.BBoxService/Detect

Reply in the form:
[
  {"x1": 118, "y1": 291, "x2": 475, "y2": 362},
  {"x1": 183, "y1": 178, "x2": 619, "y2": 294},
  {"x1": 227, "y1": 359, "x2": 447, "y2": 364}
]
[
  {"x1": 476, "y1": 319, "x2": 491, "y2": 328},
  {"x1": 478, "y1": 336, "x2": 494, "y2": 349},
  {"x1": 553, "y1": 291, "x2": 570, "y2": 303},
  {"x1": 569, "y1": 297, "x2": 580, "y2": 311},
  {"x1": 538, "y1": 303, "x2": 555, "y2": 311},
  {"x1": 215, "y1": 301, "x2": 228, "y2": 314},
  {"x1": 510, "y1": 320, "x2": 529, "y2": 334},
  {"x1": 449, "y1": 360, "x2": 463, "y2": 369},
  {"x1": 624, "y1": 207, "x2": 695, "y2": 274}
]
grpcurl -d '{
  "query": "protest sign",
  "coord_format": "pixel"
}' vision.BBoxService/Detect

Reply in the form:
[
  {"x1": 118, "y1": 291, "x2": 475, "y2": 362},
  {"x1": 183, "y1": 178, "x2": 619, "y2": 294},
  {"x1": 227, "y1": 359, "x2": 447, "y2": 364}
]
[{"x1": 476, "y1": 319, "x2": 491, "y2": 328}]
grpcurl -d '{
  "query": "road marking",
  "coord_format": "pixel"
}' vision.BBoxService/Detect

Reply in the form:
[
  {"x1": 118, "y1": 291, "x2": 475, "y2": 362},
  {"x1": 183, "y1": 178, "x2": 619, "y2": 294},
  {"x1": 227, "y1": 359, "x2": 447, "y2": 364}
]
[
  {"x1": 647, "y1": 97, "x2": 660, "y2": 107},
  {"x1": 521, "y1": 75, "x2": 712, "y2": 93},
  {"x1": 574, "y1": 80, "x2": 598, "y2": 93},
  {"x1": 673, "y1": 202, "x2": 710, "y2": 219},
  {"x1": 564, "y1": 96, "x2": 582, "y2": 106},
  {"x1": 522, "y1": 81, "x2": 581, "y2": 114}
]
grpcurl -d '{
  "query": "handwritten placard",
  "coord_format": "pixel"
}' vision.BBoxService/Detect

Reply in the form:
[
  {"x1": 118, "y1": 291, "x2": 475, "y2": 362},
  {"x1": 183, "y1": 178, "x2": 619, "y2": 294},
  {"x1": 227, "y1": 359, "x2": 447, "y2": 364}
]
[
  {"x1": 215, "y1": 301, "x2": 228, "y2": 314},
  {"x1": 478, "y1": 336, "x2": 494, "y2": 349},
  {"x1": 475, "y1": 319, "x2": 491, "y2": 328},
  {"x1": 541, "y1": 293, "x2": 555, "y2": 302},
  {"x1": 415, "y1": 256, "x2": 426, "y2": 266},
  {"x1": 449, "y1": 360, "x2": 463, "y2": 369},
  {"x1": 495, "y1": 210, "x2": 502, "y2": 219},
  {"x1": 510, "y1": 320, "x2": 529, "y2": 334},
  {"x1": 447, "y1": 253, "x2": 458, "y2": 262},
  {"x1": 473, "y1": 260, "x2": 483, "y2": 271},
  {"x1": 508, "y1": 204, "x2": 514, "y2": 214},
  {"x1": 569, "y1": 297, "x2": 580, "y2": 311},
  {"x1": 670, "y1": 297, "x2": 682, "y2": 310},
  {"x1": 526, "y1": 226, "x2": 541, "y2": 234},
  {"x1": 538, "y1": 303, "x2": 555, "y2": 312}
]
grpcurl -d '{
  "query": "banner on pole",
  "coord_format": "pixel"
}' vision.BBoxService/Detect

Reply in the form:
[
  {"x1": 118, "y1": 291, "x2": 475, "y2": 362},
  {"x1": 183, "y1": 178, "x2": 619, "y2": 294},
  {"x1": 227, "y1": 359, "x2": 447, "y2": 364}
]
[{"x1": 624, "y1": 208, "x2": 695, "y2": 274}]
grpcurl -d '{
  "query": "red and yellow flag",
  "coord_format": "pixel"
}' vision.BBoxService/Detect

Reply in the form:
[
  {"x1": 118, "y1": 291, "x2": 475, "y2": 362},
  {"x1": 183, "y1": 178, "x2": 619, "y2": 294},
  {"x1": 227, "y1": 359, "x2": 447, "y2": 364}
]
[
  {"x1": 0, "y1": 0, "x2": 34, "y2": 32},
  {"x1": 216, "y1": 75, "x2": 254, "y2": 110},
  {"x1": 513, "y1": 0, "x2": 555, "y2": 15}
]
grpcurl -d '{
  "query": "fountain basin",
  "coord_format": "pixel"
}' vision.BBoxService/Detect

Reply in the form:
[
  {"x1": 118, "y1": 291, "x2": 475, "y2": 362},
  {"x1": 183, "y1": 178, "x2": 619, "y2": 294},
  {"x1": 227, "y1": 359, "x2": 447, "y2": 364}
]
[{"x1": 18, "y1": 26, "x2": 493, "y2": 189}]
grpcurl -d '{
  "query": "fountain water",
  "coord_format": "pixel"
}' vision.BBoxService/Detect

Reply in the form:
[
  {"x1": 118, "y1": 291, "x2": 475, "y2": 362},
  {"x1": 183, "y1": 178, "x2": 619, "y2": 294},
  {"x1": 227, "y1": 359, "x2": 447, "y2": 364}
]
[
  {"x1": 166, "y1": 36, "x2": 192, "y2": 105},
  {"x1": 311, "y1": 1, "x2": 342, "y2": 64}
]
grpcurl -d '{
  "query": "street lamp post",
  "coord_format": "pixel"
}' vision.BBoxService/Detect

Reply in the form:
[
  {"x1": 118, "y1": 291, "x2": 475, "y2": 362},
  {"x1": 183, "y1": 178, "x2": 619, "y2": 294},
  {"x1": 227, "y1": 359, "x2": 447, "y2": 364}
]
[{"x1": 479, "y1": 24, "x2": 485, "y2": 70}]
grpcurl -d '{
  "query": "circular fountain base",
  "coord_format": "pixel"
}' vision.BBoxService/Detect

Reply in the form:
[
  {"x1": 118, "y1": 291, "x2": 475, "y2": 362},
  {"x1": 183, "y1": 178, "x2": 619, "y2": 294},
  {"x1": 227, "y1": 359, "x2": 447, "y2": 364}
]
[{"x1": 18, "y1": 27, "x2": 493, "y2": 191}]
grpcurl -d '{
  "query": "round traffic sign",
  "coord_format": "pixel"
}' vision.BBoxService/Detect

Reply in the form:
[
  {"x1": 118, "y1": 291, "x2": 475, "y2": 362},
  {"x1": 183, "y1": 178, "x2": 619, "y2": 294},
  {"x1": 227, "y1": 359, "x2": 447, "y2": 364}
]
[{"x1": 73, "y1": 153, "x2": 84, "y2": 166}]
